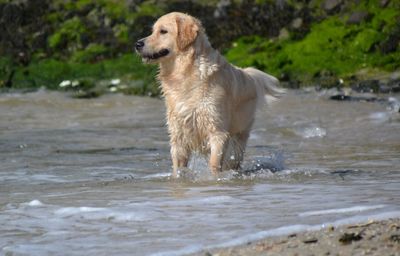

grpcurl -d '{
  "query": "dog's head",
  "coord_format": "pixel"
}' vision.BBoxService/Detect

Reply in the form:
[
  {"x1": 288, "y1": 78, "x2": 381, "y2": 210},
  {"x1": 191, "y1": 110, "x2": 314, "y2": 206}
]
[{"x1": 135, "y1": 12, "x2": 201, "y2": 64}]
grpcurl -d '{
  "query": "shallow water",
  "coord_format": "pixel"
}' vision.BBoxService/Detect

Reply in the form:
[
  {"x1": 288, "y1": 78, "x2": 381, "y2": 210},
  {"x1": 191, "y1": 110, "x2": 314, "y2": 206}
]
[{"x1": 1, "y1": 89, "x2": 399, "y2": 255}]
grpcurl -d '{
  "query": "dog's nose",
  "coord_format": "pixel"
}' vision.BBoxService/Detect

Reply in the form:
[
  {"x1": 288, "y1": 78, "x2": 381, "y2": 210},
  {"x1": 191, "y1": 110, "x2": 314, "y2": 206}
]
[{"x1": 135, "y1": 39, "x2": 145, "y2": 51}]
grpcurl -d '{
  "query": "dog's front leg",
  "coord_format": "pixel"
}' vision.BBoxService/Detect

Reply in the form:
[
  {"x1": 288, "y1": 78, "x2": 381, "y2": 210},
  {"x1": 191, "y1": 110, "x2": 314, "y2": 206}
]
[
  {"x1": 209, "y1": 132, "x2": 228, "y2": 175},
  {"x1": 170, "y1": 143, "x2": 190, "y2": 178}
]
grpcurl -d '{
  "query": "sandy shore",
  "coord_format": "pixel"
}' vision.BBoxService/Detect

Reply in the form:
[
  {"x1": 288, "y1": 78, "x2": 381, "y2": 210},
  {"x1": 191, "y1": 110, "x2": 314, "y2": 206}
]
[{"x1": 198, "y1": 218, "x2": 400, "y2": 256}]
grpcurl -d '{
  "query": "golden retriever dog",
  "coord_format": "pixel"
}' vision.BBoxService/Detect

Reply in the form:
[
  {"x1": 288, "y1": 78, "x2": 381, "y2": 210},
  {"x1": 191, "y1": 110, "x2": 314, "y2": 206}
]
[{"x1": 135, "y1": 12, "x2": 284, "y2": 177}]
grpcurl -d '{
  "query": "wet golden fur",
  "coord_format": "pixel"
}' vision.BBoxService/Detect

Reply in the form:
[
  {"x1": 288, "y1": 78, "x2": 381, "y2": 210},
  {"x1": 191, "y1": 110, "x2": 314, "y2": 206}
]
[{"x1": 136, "y1": 12, "x2": 284, "y2": 177}]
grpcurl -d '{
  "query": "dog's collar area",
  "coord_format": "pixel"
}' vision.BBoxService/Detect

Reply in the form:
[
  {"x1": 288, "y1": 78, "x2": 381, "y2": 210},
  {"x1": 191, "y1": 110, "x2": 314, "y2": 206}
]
[{"x1": 143, "y1": 49, "x2": 170, "y2": 60}]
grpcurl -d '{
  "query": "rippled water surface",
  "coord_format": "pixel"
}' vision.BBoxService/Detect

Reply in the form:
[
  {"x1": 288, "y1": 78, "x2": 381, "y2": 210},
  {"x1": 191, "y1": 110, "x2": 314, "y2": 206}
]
[{"x1": 1, "y1": 90, "x2": 399, "y2": 255}]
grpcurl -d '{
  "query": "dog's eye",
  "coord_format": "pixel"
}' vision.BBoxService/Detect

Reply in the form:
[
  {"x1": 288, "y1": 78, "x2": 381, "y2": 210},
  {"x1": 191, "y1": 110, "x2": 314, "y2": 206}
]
[{"x1": 160, "y1": 29, "x2": 168, "y2": 35}]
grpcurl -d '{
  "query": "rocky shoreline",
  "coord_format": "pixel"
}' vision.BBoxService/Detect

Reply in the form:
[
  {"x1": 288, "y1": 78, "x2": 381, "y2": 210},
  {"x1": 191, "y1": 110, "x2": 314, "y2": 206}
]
[
  {"x1": 200, "y1": 218, "x2": 400, "y2": 256},
  {"x1": 1, "y1": 0, "x2": 399, "y2": 96}
]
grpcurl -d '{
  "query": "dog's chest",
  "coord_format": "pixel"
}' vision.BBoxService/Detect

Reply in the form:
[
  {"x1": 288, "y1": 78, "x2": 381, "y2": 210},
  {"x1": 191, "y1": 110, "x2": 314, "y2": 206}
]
[
  {"x1": 167, "y1": 95, "x2": 219, "y2": 149},
  {"x1": 174, "y1": 98, "x2": 216, "y2": 130}
]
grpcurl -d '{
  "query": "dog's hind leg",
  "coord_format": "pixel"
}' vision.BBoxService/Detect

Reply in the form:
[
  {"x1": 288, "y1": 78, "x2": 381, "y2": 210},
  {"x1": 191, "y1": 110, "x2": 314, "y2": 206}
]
[{"x1": 222, "y1": 131, "x2": 250, "y2": 170}]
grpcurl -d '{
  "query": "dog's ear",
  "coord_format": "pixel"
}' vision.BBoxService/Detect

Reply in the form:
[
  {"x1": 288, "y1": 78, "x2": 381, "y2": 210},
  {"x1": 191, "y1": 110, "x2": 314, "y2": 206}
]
[{"x1": 176, "y1": 15, "x2": 199, "y2": 50}]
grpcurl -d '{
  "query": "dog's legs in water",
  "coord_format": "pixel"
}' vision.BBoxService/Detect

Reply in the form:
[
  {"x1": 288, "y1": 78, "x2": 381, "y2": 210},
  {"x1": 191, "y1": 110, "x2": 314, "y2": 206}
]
[
  {"x1": 170, "y1": 143, "x2": 190, "y2": 178},
  {"x1": 209, "y1": 131, "x2": 229, "y2": 175},
  {"x1": 221, "y1": 131, "x2": 249, "y2": 170}
]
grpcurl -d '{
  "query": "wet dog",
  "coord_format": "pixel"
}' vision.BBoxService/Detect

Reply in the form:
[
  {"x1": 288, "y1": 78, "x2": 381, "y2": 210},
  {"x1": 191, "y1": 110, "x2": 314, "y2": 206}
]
[{"x1": 136, "y1": 12, "x2": 284, "y2": 177}]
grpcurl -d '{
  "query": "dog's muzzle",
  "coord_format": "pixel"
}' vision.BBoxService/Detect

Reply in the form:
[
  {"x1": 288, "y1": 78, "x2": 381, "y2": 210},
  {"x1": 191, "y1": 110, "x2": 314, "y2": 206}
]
[
  {"x1": 142, "y1": 49, "x2": 170, "y2": 60},
  {"x1": 135, "y1": 39, "x2": 170, "y2": 61},
  {"x1": 135, "y1": 39, "x2": 145, "y2": 51}
]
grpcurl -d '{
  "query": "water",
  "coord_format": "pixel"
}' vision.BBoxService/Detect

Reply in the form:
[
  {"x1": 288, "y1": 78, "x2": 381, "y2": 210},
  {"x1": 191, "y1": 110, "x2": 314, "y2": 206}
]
[{"x1": 1, "y1": 89, "x2": 399, "y2": 255}]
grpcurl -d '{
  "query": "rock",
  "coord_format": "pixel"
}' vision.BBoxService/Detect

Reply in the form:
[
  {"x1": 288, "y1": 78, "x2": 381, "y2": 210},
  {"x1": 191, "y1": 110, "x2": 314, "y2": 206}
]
[
  {"x1": 303, "y1": 237, "x2": 318, "y2": 244},
  {"x1": 390, "y1": 234, "x2": 400, "y2": 243},
  {"x1": 352, "y1": 79, "x2": 380, "y2": 93},
  {"x1": 330, "y1": 95, "x2": 352, "y2": 101},
  {"x1": 213, "y1": 0, "x2": 231, "y2": 18},
  {"x1": 388, "y1": 79, "x2": 400, "y2": 93},
  {"x1": 339, "y1": 232, "x2": 363, "y2": 245},
  {"x1": 291, "y1": 17, "x2": 303, "y2": 29},
  {"x1": 347, "y1": 11, "x2": 371, "y2": 25},
  {"x1": 380, "y1": 31, "x2": 400, "y2": 54},
  {"x1": 378, "y1": 84, "x2": 391, "y2": 93},
  {"x1": 1, "y1": 3, "x2": 23, "y2": 26},
  {"x1": 322, "y1": 0, "x2": 343, "y2": 13},
  {"x1": 329, "y1": 94, "x2": 383, "y2": 102},
  {"x1": 380, "y1": 0, "x2": 390, "y2": 7},
  {"x1": 278, "y1": 27, "x2": 290, "y2": 40}
]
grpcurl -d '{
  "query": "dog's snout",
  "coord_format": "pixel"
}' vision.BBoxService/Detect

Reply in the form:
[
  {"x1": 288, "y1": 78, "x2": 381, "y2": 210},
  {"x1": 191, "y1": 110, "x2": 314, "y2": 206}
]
[{"x1": 135, "y1": 39, "x2": 145, "y2": 51}]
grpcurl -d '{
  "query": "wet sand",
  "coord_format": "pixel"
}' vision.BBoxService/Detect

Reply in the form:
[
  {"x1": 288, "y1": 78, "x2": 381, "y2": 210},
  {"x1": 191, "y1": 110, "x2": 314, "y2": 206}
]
[{"x1": 201, "y1": 218, "x2": 400, "y2": 256}]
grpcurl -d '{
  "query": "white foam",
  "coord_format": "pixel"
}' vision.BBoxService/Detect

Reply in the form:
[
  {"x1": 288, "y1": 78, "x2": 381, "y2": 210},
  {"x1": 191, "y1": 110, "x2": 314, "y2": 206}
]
[
  {"x1": 388, "y1": 97, "x2": 400, "y2": 113},
  {"x1": 24, "y1": 200, "x2": 44, "y2": 207},
  {"x1": 299, "y1": 205, "x2": 386, "y2": 217},
  {"x1": 300, "y1": 126, "x2": 327, "y2": 138},
  {"x1": 55, "y1": 207, "x2": 107, "y2": 216},
  {"x1": 197, "y1": 196, "x2": 239, "y2": 204},
  {"x1": 369, "y1": 112, "x2": 390, "y2": 122},
  {"x1": 142, "y1": 172, "x2": 171, "y2": 180}
]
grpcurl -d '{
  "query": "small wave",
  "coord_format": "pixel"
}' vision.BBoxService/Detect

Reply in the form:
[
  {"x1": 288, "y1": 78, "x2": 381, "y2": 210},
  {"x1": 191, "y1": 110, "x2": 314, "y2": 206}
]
[
  {"x1": 54, "y1": 206, "x2": 151, "y2": 222},
  {"x1": 298, "y1": 205, "x2": 386, "y2": 217},
  {"x1": 141, "y1": 172, "x2": 171, "y2": 180},
  {"x1": 54, "y1": 206, "x2": 108, "y2": 216},
  {"x1": 197, "y1": 196, "x2": 242, "y2": 204}
]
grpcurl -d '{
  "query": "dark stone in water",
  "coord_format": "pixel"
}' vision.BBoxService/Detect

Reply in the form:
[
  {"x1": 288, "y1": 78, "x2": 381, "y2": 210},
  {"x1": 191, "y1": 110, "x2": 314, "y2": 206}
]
[
  {"x1": 339, "y1": 232, "x2": 363, "y2": 244},
  {"x1": 303, "y1": 237, "x2": 318, "y2": 244},
  {"x1": 235, "y1": 160, "x2": 281, "y2": 177},
  {"x1": 329, "y1": 94, "x2": 385, "y2": 103},
  {"x1": 331, "y1": 169, "x2": 359, "y2": 180},
  {"x1": 390, "y1": 234, "x2": 400, "y2": 243},
  {"x1": 73, "y1": 91, "x2": 101, "y2": 99},
  {"x1": 330, "y1": 95, "x2": 352, "y2": 101},
  {"x1": 330, "y1": 170, "x2": 355, "y2": 175}
]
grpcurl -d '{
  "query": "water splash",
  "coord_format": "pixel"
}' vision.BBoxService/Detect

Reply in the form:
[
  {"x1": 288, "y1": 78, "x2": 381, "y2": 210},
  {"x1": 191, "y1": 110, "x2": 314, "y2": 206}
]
[{"x1": 296, "y1": 126, "x2": 327, "y2": 138}]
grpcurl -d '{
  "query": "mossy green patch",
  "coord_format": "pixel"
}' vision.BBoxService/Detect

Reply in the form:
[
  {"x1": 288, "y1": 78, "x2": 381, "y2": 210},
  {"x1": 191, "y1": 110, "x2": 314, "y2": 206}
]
[
  {"x1": 48, "y1": 17, "x2": 87, "y2": 50},
  {"x1": 71, "y1": 44, "x2": 109, "y2": 63},
  {"x1": 226, "y1": 7, "x2": 400, "y2": 85},
  {"x1": 113, "y1": 24, "x2": 130, "y2": 44},
  {"x1": 0, "y1": 57, "x2": 14, "y2": 88}
]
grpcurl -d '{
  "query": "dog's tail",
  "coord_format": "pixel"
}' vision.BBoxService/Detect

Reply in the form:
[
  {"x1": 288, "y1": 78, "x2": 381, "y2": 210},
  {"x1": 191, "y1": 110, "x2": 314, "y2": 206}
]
[{"x1": 244, "y1": 67, "x2": 286, "y2": 105}]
